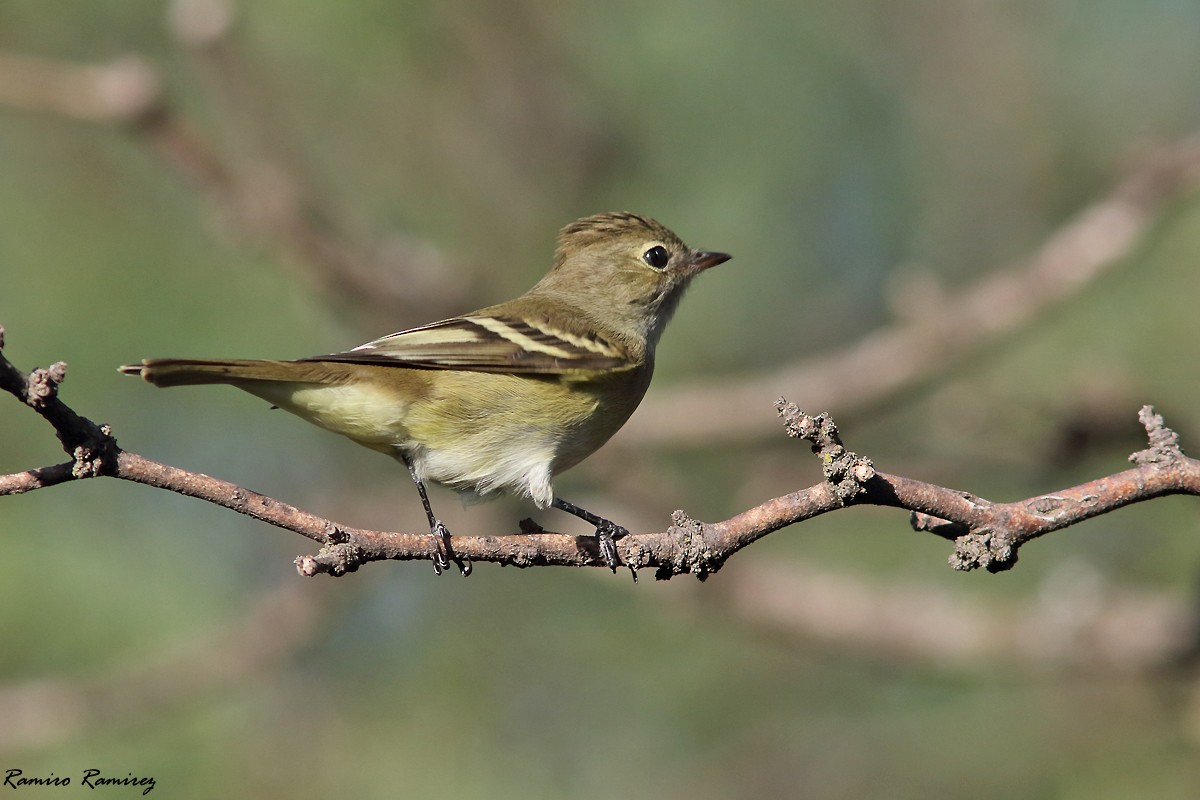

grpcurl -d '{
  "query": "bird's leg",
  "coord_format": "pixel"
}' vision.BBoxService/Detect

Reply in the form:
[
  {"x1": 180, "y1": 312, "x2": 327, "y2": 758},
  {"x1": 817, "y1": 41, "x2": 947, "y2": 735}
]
[
  {"x1": 551, "y1": 497, "x2": 627, "y2": 574},
  {"x1": 402, "y1": 454, "x2": 470, "y2": 576}
]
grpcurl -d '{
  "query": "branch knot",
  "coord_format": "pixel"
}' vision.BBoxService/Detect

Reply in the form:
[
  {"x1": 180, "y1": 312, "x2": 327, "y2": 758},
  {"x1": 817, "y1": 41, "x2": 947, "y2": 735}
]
[
  {"x1": 295, "y1": 542, "x2": 365, "y2": 577},
  {"x1": 26, "y1": 362, "x2": 67, "y2": 408},
  {"x1": 777, "y1": 399, "x2": 874, "y2": 502},
  {"x1": 1129, "y1": 405, "x2": 1185, "y2": 467},
  {"x1": 72, "y1": 423, "x2": 115, "y2": 478},
  {"x1": 949, "y1": 528, "x2": 1017, "y2": 573},
  {"x1": 661, "y1": 509, "x2": 718, "y2": 581}
]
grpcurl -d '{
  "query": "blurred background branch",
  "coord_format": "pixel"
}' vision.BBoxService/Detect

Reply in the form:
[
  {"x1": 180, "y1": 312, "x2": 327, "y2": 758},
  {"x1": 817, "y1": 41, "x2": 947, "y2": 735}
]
[
  {"x1": 714, "y1": 560, "x2": 1195, "y2": 672},
  {"x1": 0, "y1": 50, "x2": 161, "y2": 122},
  {"x1": 624, "y1": 136, "x2": 1200, "y2": 446},
  {"x1": 0, "y1": 43, "x2": 465, "y2": 325}
]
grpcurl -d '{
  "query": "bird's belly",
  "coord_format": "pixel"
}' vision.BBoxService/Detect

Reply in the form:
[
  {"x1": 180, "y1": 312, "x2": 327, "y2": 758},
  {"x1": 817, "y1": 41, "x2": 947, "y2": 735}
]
[
  {"x1": 400, "y1": 371, "x2": 631, "y2": 506},
  {"x1": 242, "y1": 381, "x2": 414, "y2": 448},
  {"x1": 409, "y1": 428, "x2": 560, "y2": 507}
]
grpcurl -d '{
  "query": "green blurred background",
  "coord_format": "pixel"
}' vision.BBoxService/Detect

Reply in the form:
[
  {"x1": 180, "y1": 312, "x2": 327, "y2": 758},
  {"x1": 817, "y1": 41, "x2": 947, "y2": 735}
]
[{"x1": 4, "y1": 2, "x2": 1200, "y2": 797}]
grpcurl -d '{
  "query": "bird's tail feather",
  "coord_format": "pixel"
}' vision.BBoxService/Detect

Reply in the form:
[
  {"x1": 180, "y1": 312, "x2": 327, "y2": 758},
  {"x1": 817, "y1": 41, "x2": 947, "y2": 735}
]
[{"x1": 118, "y1": 358, "x2": 334, "y2": 388}]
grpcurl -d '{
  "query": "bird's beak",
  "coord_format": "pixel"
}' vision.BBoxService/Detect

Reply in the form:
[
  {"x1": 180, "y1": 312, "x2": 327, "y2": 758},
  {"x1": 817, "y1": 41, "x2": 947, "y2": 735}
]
[{"x1": 688, "y1": 251, "x2": 732, "y2": 272}]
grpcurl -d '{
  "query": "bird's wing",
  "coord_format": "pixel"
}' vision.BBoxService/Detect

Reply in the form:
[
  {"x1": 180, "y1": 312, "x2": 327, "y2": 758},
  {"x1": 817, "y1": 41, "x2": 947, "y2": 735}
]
[{"x1": 304, "y1": 314, "x2": 630, "y2": 374}]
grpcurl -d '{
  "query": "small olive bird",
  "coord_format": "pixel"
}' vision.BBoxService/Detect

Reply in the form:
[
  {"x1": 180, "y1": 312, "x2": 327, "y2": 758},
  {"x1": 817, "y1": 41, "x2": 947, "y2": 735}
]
[{"x1": 120, "y1": 212, "x2": 731, "y2": 574}]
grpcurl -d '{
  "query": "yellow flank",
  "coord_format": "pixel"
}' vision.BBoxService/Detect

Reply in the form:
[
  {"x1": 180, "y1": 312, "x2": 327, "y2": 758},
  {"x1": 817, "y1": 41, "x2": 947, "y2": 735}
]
[
  {"x1": 240, "y1": 380, "x2": 414, "y2": 450},
  {"x1": 237, "y1": 364, "x2": 652, "y2": 507}
]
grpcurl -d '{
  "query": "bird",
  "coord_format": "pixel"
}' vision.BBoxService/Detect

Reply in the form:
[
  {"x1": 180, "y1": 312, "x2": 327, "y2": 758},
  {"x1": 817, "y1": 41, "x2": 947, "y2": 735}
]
[{"x1": 120, "y1": 212, "x2": 731, "y2": 574}]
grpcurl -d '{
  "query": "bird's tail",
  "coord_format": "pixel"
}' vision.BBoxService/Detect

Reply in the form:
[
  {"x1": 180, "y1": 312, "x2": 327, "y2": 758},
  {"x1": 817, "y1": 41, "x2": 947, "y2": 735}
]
[{"x1": 118, "y1": 358, "x2": 335, "y2": 388}]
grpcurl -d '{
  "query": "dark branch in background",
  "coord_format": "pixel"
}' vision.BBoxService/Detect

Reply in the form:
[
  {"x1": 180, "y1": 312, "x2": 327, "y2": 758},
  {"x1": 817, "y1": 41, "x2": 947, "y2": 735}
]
[
  {"x1": 0, "y1": 48, "x2": 464, "y2": 325},
  {"x1": 0, "y1": 2, "x2": 621, "y2": 330},
  {"x1": 4, "y1": 326, "x2": 1198, "y2": 580},
  {"x1": 625, "y1": 135, "x2": 1200, "y2": 447}
]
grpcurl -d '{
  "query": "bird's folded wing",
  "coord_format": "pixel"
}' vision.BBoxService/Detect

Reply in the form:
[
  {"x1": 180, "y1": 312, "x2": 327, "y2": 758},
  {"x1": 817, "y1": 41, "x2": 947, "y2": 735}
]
[{"x1": 303, "y1": 315, "x2": 630, "y2": 374}]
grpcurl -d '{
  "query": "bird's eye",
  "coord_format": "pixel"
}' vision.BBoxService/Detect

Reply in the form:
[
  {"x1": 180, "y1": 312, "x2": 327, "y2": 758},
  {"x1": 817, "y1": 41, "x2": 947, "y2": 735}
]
[{"x1": 642, "y1": 245, "x2": 670, "y2": 270}]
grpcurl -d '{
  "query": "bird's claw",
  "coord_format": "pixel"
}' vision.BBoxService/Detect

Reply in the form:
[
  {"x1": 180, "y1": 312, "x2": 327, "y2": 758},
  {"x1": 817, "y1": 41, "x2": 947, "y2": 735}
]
[
  {"x1": 429, "y1": 520, "x2": 470, "y2": 576},
  {"x1": 595, "y1": 520, "x2": 627, "y2": 574},
  {"x1": 430, "y1": 533, "x2": 450, "y2": 576}
]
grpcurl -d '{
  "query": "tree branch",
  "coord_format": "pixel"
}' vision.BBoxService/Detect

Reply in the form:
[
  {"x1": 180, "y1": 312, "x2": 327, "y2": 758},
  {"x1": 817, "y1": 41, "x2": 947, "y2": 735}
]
[
  {"x1": 773, "y1": 401, "x2": 1200, "y2": 571},
  {"x1": 4, "y1": 325, "x2": 1198, "y2": 580}
]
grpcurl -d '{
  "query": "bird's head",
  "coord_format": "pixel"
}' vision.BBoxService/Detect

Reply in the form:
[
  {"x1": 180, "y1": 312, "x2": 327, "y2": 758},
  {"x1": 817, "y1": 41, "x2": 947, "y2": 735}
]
[{"x1": 538, "y1": 212, "x2": 731, "y2": 343}]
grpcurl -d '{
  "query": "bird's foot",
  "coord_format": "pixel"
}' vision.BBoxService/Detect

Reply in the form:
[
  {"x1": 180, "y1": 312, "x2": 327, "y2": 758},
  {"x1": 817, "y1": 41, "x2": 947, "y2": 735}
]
[
  {"x1": 429, "y1": 520, "x2": 471, "y2": 577},
  {"x1": 594, "y1": 519, "x2": 626, "y2": 574}
]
